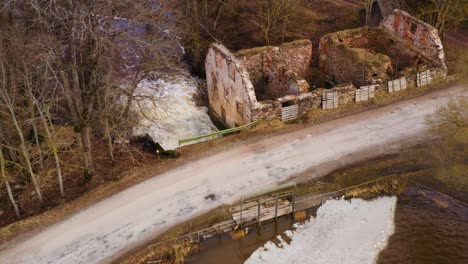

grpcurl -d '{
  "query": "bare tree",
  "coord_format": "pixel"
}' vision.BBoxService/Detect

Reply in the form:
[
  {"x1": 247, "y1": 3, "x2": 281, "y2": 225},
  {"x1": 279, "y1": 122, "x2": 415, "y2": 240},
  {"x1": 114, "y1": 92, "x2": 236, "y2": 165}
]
[
  {"x1": 401, "y1": 0, "x2": 468, "y2": 37},
  {"x1": 23, "y1": 70, "x2": 66, "y2": 196},
  {"x1": 0, "y1": 146, "x2": 21, "y2": 218},
  {"x1": 0, "y1": 55, "x2": 44, "y2": 204},
  {"x1": 254, "y1": 0, "x2": 302, "y2": 45},
  {"x1": 26, "y1": 0, "x2": 117, "y2": 178},
  {"x1": 364, "y1": 0, "x2": 374, "y2": 26},
  {"x1": 426, "y1": 98, "x2": 468, "y2": 190}
]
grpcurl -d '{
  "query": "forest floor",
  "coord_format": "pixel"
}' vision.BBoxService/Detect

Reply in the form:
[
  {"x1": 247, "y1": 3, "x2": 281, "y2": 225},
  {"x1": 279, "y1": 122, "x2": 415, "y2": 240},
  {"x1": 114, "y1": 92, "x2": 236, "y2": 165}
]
[{"x1": 0, "y1": 83, "x2": 466, "y2": 264}]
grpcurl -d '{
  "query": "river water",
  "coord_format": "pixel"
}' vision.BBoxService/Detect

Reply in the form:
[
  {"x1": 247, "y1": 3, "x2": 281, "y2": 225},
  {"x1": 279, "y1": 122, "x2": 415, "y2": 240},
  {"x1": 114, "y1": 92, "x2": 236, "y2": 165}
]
[
  {"x1": 187, "y1": 188, "x2": 468, "y2": 264},
  {"x1": 377, "y1": 188, "x2": 468, "y2": 264}
]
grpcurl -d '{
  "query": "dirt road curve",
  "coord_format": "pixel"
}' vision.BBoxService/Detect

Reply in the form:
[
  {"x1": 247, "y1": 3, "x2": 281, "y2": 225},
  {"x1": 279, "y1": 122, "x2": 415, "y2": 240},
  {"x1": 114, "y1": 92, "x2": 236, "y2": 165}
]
[{"x1": 1, "y1": 85, "x2": 466, "y2": 264}]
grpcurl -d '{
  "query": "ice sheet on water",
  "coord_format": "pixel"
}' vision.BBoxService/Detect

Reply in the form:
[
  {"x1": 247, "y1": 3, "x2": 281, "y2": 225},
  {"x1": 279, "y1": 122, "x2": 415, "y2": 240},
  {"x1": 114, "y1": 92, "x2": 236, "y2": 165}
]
[
  {"x1": 131, "y1": 73, "x2": 218, "y2": 150},
  {"x1": 245, "y1": 196, "x2": 397, "y2": 264}
]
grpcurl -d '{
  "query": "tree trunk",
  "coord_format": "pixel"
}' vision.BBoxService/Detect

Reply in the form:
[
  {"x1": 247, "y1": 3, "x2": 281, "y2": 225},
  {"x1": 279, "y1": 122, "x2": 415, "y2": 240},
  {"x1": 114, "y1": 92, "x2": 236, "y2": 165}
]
[
  {"x1": 19, "y1": 138, "x2": 43, "y2": 204},
  {"x1": 60, "y1": 66, "x2": 95, "y2": 180},
  {"x1": 0, "y1": 148, "x2": 21, "y2": 218},
  {"x1": 435, "y1": 0, "x2": 452, "y2": 38},
  {"x1": 97, "y1": 80, "x2": 116, "y2": 164},
  {"x1": 39, "y1": 106, "x2": 65, "y2": 197},
  {"x1": 81, "y1": 126, "x2": 94, "y2": 178},
  {"x1": 122, "y1": 69, "x2": 144, "y2": 120},
  {"x1": 0, "y1": 73, "x2": 43, "y2": 204},
  {"x1": 104, "y1": 117, "x2": 115, "y2": 164},
  {"x1": 31, "y1": 121, "x2": 43, "y2": 169}
]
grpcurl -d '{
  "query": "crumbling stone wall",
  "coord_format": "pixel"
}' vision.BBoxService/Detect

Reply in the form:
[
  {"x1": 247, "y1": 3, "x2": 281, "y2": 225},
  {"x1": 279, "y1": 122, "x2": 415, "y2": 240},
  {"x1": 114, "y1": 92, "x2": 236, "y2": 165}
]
[
  {"x1": 319, "y1": 9, "x2": 447, "y2": 87},
  {"x1": 237, "y1": 40, "x2": 312, "y2": 99},
  {"x1": 205, "y1": 41, "x2": 313, "y2": 127},
  {"x1": 298, "y1": 92, "x2": 322, "y2": 115},
  {"x1": 251, "y1": 100, "x2": 282, "y2": 121},
  {"x1": 205, "y1": 44, "x2": 257, "y2": 128},
  {"x1": 206, "y1": 43, "x2": 311, "y2": 128},
  {"x1": 332, "y1": 83, "x2": 357, "y2": 105},
  {"x1": 380, "y1": 9, "x2": 446, "y2": 72},
  {"x1": 319, "y1": 28, "x2": 394, "y2": 86}
]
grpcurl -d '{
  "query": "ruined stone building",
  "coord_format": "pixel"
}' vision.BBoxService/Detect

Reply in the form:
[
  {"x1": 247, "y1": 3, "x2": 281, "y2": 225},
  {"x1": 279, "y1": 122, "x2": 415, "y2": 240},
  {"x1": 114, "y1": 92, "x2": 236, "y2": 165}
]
[
  {"x1": 205, "y1": 40, "x2": 313, "y2": 127},
  {"x1": 319, "y1": 9, "x2": 447, "y2": 86},
  {"x1": 205, "y1": 9, "x2": 447, "y2": 128}
]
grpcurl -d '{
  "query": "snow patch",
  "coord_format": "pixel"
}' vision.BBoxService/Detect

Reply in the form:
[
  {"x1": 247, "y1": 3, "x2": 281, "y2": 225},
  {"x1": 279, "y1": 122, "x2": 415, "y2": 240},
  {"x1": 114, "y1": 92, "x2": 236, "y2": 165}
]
[{"x1": 245, "y1": 196, "x2": 397, "y2": 264}]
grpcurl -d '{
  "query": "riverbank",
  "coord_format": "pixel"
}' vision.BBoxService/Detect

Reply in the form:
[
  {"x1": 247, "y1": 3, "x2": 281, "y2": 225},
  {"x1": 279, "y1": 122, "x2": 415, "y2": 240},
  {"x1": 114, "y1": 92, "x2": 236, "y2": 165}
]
[{"x1": 184, "y1": 187, "x2": 468, "y2": 264}]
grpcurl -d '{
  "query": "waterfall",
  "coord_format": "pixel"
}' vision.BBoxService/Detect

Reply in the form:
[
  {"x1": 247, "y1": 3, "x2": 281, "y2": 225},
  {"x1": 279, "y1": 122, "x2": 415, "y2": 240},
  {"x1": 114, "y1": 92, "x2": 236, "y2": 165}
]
[{"x1": 131, "y1": 72, "x2": 218, "y2": 150}]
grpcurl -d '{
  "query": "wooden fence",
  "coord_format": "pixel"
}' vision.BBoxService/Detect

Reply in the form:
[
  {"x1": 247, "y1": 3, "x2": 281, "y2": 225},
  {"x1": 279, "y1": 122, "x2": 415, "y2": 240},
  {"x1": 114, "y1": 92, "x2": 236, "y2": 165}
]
[
  {"x1": 388, "y1": 77, "x2": 408, "y2": 93},
  {"x1": 322, "y1": 91, "x2": 338, "y2": 110},
  {"x1": 281, "y1": 104, "x2": 299, "y2": 122},
  {"x1": 356, "y1": 84, "x2": 377, "y2": 102}
]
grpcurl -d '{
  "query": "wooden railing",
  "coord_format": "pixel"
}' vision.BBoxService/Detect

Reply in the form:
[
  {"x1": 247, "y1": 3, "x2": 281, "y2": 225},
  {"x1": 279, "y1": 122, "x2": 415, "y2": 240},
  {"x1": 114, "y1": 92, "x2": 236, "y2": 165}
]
[{"x1": 178, "y1": 120, "x2": 259, "y2": 147}]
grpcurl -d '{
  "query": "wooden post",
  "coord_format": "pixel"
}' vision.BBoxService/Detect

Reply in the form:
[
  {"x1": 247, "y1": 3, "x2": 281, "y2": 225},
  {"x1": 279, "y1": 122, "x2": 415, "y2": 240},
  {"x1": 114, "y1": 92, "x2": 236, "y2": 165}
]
[
  {"x1": 257, "y1": 200, "x2": 261, "y2": 225},
  {"x1": 291, "y1": 194, "x2": 296, "y2": 213},
  {"x1": 240, "y1": 200, "x2": 243, "y2": 228},
  {"x1": 275, "y1": 195, "x2": 279, "y2": 220}
]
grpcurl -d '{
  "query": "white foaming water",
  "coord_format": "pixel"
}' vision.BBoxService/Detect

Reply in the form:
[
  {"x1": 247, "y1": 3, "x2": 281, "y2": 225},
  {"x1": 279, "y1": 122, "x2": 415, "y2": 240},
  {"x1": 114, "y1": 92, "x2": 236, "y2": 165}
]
[
  {"x1": 245, "y1": 196, "x2": 397, "y2": 264},
  {"x1": 132, "y1": 73, "x2": 218, "y2": 150}
]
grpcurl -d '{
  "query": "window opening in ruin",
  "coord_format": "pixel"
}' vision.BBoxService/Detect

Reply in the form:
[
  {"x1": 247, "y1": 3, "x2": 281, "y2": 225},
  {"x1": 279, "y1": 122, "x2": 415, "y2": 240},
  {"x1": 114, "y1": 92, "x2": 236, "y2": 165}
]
[
  {"x1": 211, "y1": 72, "x2": 217, "y2": 91},
  {"x1": 236, "y1": 101, "x2": 244, "y2": 114},
  {"x1": 228, "y1": 61, "x2": 236, "y2": 81},
  {"x1": 254, "y1": 76, "x2": 269, "y2": 101},
  {"x1": 221, "y1": 106, "x2": 226, "y2": 122},
  {"x1": 372, "y1": 73, "x2": 378, "y2": 77},
  {"x1": 410, "y1": 23, "x2": 417, "y2": 35},
  {"x1": 216, "y1": 53, "x2": 223, "y2": 67},
  {"x1": 224, "y1": 85, "x2": 230, "y2": 99},
  {"x1": 282, "y1": 100, "x2": 296, "y2": 108}
]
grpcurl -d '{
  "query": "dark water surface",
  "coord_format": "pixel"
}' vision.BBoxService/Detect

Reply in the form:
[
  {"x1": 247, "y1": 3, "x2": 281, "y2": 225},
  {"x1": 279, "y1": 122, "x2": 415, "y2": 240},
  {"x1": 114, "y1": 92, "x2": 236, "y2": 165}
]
[
  {"x1": 187, "y1": 188, "x2": 468, "y2": 264},
  {"x1": 186, "y1": 215, "x2": 306, "y2": 264},
  {"x1": 377, "y1": 188, "x2": 468, "y2": 264}
]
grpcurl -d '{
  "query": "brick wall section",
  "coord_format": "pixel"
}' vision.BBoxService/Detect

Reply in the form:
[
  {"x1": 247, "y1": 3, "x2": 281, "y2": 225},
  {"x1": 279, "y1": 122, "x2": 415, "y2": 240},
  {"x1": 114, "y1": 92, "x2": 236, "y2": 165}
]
[
  {"x1": 205, "y1": 44, "x2": 258, "y2": 128},
  {"x1": 237, "y1": 40, "x2": 312, "y2": 99},
  {"x1": 251, "y1": 101, "x2": 282, "y2": 121},
  {"x1": 332, "y1": 83, "x2": 357, "y2": 105},
  {"x1": 205, "y1": 43, "x2": 309, "y2": 127},
  {"x1": 380, "y1": 9, "x2": 447, "y2": 72},
  {"x1": 319, "y1": 10, "x2": 447, "y2": 87},
  {"x1": 319, "y1": 28, "x2": 393, "y2": 86},
  {"x1": 298, "y1": 92, "x2": 322, "y2": 115}
]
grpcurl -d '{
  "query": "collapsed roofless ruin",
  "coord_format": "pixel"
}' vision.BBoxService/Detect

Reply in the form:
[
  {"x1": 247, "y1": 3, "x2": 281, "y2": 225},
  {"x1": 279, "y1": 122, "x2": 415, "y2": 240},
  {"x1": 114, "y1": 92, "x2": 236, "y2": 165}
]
[{"x1": 206, "y1": 9, "x2": 447, "y2": 128}]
